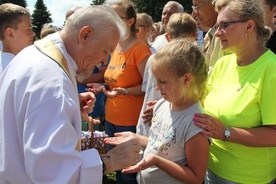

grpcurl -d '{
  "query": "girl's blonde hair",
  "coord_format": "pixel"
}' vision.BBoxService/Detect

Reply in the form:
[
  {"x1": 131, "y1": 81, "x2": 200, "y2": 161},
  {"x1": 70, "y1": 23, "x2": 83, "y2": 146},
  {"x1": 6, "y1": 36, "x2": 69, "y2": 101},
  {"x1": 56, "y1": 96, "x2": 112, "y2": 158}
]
[{"x1": 152, "y1": 39, "x2": 208, "y2": 100}]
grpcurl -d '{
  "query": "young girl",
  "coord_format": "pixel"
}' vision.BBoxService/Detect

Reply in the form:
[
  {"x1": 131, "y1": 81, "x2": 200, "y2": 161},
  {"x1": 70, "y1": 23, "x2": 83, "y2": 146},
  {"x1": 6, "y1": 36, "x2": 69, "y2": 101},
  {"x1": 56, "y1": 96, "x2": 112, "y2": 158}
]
[
  {"x1": 137, "y1": 12, "x2": 198, "y2": 137},
  {"x1": 105, "y1": 39, "x2": 210, "y2": 184}
]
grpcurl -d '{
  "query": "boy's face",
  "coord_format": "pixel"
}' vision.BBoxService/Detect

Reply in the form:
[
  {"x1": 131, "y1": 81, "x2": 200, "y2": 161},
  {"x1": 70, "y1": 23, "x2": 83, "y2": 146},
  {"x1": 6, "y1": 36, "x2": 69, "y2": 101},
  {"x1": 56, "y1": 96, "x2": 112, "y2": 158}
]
[{"x1": 12, "y1": 15, "x2": 35, "y2": 54}]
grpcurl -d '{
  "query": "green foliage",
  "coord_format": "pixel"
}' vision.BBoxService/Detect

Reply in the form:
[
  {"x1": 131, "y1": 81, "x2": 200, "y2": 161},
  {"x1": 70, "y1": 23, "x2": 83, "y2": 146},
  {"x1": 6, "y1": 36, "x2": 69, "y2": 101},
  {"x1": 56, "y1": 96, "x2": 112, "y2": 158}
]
[
  {"x1": 31, "y1": 0, "x2": 52, "y2": 39},
  {"x1": 103, "y1": 172, "x2": 116, "y2": 184},
  {"x1": 132, "y1": 0, "x2": 192, "y2": 22},
  {"x1": 91, "y1": 0, "x2": 106, "y2": 5},
  {"x1": 94, "y1": 0, "x2": 193, "y2": 22},
  {"x1": 132, "y1": 0, "x2": 164, "y2": 22},
  {"x1": 0, "y1": 0, "x2": 27, "y2": 7}
]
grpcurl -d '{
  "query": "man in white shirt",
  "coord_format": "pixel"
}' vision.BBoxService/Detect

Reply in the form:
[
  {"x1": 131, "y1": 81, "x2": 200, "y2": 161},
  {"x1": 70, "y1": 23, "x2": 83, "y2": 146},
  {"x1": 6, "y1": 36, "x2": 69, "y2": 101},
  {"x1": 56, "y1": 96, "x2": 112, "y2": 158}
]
[
  {"x1": 151, "y1": 1, "x2": 184, "y2": 53},
  {"x1": 137, "y1": 13, "x2": 198, "y2": 137},
  {"x1": 0, "y1": 5, "x2": 140, "y2": 184}
]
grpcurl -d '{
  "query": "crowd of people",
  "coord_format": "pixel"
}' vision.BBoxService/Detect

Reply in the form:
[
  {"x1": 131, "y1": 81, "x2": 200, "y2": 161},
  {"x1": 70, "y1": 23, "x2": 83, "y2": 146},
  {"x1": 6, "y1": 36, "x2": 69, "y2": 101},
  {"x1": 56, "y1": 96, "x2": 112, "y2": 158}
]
[{"x1": 0, "y1": 0, "x2": 275, "y2": 183}]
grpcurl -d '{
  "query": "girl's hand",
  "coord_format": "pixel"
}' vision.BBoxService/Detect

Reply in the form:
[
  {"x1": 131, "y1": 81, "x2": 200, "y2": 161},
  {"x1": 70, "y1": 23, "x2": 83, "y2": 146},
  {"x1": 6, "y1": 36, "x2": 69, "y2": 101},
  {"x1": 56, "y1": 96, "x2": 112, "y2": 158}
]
[
  {"x1": 193, "y1": 113, "x2": 226, "y2": 140},
  {"x1": 122, "y1": 153, "x2": 157, "y2": 173},
  {"x1": 104, "y1": 132, "x2": 136, "y2": 146}
]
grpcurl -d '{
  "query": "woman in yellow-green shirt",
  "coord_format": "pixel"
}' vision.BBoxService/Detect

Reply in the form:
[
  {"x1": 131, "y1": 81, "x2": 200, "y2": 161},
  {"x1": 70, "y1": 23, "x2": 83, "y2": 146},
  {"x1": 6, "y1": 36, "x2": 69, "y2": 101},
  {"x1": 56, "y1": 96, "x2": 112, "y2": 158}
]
[{"x1": 193, "y1": 0, "x2": 276, "y2": 183}]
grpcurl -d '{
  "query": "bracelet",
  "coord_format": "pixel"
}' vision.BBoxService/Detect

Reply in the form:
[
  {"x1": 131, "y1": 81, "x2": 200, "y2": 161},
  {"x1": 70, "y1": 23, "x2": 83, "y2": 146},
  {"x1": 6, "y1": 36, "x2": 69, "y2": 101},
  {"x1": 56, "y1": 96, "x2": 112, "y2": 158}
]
[
  {"x1": 124, "y1": 88, "x2": 129, "y2": 95},
  {"x1": 100, "y1": 83, "x2": 110, "y2": 90}
]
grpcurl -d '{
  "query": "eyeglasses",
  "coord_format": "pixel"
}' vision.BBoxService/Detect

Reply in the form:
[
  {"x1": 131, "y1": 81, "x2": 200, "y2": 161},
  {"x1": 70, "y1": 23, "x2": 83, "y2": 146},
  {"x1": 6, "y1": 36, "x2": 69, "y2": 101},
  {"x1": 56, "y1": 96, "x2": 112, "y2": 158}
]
[
  {"x1": 192, "y1": 2, "x2": 207, "y2": 13},
  {"x1": 214, "y1": 20, "x2": 247, "y2": 31}
]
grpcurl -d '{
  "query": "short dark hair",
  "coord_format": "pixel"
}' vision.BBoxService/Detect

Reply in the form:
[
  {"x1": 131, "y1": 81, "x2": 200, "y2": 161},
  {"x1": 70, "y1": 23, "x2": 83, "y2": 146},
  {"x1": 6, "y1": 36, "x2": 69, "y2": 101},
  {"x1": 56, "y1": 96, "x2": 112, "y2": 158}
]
[
  {"x1": 264, "y1": 0, "x2": 276, "y2": 10},
  {"x1": 0, "y1": 3, "x2": 30, "y2": 40}
]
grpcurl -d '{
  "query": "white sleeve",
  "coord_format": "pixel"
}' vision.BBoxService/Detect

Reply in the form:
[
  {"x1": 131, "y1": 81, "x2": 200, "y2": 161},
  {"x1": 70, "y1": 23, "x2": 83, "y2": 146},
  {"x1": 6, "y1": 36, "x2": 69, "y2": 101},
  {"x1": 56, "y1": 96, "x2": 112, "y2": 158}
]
[
  {"x1": 79, "y1": 149, "x2": 102, "y2": 184},
  {"x1": 23, "y1": 95, "x2": 102, "y2": 183}
]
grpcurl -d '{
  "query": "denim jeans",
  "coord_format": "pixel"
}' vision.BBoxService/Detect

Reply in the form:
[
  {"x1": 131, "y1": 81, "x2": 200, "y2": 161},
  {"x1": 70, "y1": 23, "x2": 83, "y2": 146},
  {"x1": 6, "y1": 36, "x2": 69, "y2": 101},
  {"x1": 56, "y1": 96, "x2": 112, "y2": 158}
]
[
  {"x1": 105, "y1": 120, "x2": 138, "y2": 184},
  {"x1": 205, "y1": 168, "x2": 276, "y2": 184}
]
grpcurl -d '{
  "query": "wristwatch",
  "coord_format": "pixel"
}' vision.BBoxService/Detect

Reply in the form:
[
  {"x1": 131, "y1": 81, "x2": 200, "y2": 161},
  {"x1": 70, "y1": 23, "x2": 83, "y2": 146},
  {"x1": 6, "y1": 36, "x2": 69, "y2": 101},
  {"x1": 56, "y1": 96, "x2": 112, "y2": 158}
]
[{"x1": 224, "y1": 127, "x2": 231, "y2": 141}]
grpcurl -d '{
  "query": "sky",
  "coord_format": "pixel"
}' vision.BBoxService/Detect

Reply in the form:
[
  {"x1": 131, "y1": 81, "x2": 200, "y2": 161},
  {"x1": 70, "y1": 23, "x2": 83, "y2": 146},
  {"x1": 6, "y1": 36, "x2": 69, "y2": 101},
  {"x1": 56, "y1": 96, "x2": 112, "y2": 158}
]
[{"x1": 26, "y1": 0, "x2": 92, "y2": 27}]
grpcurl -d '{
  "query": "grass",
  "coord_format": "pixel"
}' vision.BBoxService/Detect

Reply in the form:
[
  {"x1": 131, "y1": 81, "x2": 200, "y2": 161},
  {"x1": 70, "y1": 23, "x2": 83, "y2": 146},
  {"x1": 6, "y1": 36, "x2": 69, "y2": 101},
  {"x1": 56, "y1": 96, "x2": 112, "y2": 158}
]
[{"x1": 103, "y1": 172, "x2": 116, "y2": 184}]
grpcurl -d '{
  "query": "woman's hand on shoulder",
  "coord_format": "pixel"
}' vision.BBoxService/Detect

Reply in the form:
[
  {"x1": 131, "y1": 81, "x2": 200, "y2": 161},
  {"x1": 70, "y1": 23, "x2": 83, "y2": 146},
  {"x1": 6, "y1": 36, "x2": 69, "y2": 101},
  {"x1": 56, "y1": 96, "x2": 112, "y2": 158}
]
[{"x1": 193, "y1": 113, "x2": 226, "y2": 140}]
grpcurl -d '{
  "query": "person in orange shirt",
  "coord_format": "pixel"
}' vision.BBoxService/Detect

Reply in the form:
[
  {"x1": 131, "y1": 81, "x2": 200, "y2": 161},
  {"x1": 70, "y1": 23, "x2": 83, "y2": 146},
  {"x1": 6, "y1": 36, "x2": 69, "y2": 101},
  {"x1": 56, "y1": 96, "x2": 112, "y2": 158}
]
[
  {"x1": 88, "y1": 0, "x2": 151, "y2": 183},
  {"x1": 105, "y1": 1, "x2": 150, "y2": 183}
]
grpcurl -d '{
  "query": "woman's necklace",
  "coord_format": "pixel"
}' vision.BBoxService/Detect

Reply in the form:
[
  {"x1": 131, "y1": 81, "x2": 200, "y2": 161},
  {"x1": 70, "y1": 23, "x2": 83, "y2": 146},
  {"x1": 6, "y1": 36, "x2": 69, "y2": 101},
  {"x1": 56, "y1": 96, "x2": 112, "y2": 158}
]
[{"x1": 116, "y1": 35, "x2": 137, "y2": 53}]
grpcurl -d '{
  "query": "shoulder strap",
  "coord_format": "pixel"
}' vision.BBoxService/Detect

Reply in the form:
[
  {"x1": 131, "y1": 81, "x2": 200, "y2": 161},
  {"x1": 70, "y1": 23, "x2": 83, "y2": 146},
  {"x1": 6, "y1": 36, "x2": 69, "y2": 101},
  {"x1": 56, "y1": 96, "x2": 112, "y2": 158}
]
[{"x1": 34, "y1": 38, "x2": 71, "y2": 80}]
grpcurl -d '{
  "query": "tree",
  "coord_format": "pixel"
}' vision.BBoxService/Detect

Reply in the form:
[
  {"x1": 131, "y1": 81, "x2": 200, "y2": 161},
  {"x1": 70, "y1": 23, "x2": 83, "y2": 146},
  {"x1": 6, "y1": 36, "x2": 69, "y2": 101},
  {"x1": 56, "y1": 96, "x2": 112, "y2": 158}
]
[
  {"x1": 31, "y1": 0, "x2": 52, "y2": 39},
  {"x1": 0, "y1": 0, "x2": 27, "y2": 7},
  {"x1": 96, "y1": 0, "x2": 193, "y2": 22},
  {"x1": 91, "y1": 0, "x2": 105, "y2": 5},
  {"x1": 132, "y1": 0, "x2": 166, "y2": 22},
  {"x1": 132, "y1": 0, "x2": 192, "y2": 22}
]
